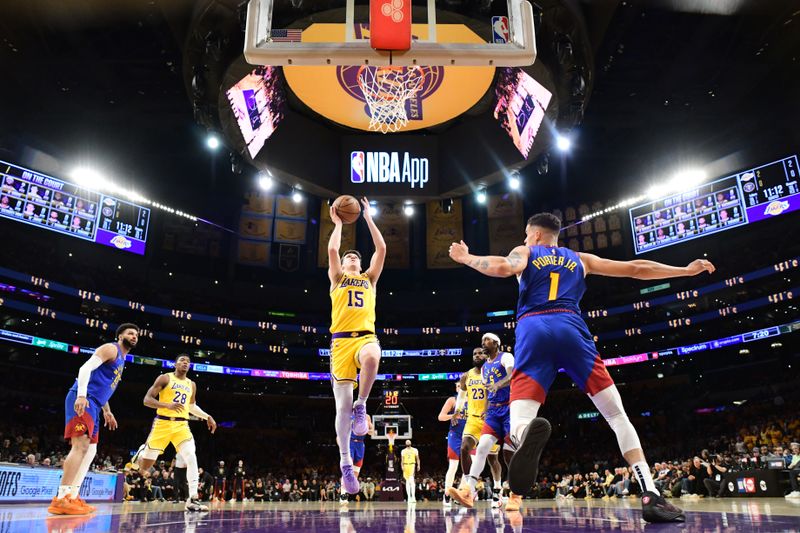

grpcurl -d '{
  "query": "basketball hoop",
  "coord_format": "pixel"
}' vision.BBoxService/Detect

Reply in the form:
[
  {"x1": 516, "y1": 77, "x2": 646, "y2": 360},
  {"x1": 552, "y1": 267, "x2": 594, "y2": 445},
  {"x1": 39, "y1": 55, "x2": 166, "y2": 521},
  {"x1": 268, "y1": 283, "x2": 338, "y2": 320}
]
[
  {"x1": 387, "y1": 428, "x2": 397, "y2": 452},
  {"x1": 357, "y1": 66, "x2": 425, "y2": 133}
]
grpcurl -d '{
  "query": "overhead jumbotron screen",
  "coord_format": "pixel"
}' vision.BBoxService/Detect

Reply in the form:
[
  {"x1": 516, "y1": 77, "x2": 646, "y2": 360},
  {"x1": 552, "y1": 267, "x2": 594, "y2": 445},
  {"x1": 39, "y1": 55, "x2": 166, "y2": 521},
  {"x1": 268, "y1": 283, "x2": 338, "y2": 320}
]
[
  {"x1": 0, "y1": 161, "x2": 150, "y2": 255},
  {"x1": 226, "y1": 66, "x2": 286, "y2": 158},
  {"x1": 629, "y1": 155, "x2": 799, "y2": 254},
  {"x1": 494, "y1": 67, "x2": 552, "y2": 159}
]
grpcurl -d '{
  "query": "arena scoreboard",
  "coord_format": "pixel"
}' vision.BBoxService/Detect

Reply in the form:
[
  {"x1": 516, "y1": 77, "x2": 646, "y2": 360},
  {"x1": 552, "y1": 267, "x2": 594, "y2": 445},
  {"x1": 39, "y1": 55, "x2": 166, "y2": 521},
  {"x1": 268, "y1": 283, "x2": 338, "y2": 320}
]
[
  {"x1": 383, "y1": 389, "x2": 401, "y2": 411},
  {"x1": 0, "y1": 160, "x2": 150, "y2": 254},
  {"x1": 630, "y1": 155, "x2": 799, "y2": 254}
]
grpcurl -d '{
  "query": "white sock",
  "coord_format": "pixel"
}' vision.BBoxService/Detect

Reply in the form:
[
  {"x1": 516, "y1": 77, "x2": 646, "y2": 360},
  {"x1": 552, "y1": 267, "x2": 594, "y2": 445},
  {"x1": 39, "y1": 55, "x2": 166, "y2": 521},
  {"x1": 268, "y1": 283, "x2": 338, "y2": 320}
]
[
  {"x1": 57, "y1": 485, "x2": 73, "y2": 499},
  {"x1": 465, "y1": 475, "x2": 478, "y2": 491},
  {"x1": 468, "y1": 435, "x2": 497, "y2": 487},
  {"x1": 632, "y1": 461, "x2": 658, "y2": 495},
  {"x1": 493, "y1": 480, "x2": 502, "y2": 490},
  {"x1": 71, "y1": 443, "x2": 96, "y2": 500},
  {"x1": 445, "y1": 459, "x2": 459, "y2": 491},
  {"x1": 510, "y1": 399, "x2": 541, "y2": 447},
  {"x1": 333, "y1": 383, "x2": 354, "y2": 466}
]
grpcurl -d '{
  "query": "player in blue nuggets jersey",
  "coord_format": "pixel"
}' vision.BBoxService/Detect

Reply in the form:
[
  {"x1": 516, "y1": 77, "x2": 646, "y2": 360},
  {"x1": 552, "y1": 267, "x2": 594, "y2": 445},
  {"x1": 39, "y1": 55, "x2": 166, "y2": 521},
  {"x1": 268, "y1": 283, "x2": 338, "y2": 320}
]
[
  {"x1": 50, "y1": 323, "x2": 139, "y2": 516},
  {"x1": 448, "y1": 333, "x2": 519, "y2": 509},
  {"x1": 437, "y1": 381, "x2": 466, "y2": 506},
  {"x1": 449, "y1": 213, "x2": 714, "y2": 523}
]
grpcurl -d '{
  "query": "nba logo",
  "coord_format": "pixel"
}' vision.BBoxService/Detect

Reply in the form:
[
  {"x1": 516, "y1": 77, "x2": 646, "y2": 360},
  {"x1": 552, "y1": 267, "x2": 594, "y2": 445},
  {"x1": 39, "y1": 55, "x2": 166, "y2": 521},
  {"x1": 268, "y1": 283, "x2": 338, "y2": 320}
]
[
  {"x1": 492, "y1": 16, "x2": 509, "y2": 44},
  {"x1": 351, "y1": 151, "x2": 365, "y2": 183}
]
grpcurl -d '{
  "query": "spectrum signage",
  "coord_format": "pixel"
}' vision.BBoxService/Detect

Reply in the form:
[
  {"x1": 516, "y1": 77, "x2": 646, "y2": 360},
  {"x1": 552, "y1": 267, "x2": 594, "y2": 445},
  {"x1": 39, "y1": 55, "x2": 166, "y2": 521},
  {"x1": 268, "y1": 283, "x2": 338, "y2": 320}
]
[{"x1": 341, "y1": 136, "x2": 438, "y2": 197}]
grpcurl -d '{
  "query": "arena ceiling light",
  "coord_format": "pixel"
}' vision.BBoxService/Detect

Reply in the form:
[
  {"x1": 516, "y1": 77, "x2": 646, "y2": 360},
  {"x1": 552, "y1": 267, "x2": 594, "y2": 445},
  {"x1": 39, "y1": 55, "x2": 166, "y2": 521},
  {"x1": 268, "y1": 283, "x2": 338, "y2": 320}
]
[
  {"x1": 509, "y1": 173, "x2": 521, "y2": 191},
  {"x1": 403, "y1": 203, "x2": 414, "y2": 217},
  {"x1": 206, "y1": 133, "x2": 221, "y2": 150},
  {"x1": 257, "y1": 172, "x2": 273, "y2": 191},
  {"x1": 368, "y1": 201, "x2": 378, "y2": 218},
  {"x1": 291, "y1": 187, "x2": 303, "y2": 203},
  {"x1": 476, "y1": 187, "x2": 487, "y2": 204},
  {"x1": 555, "y1": 134, "x2": 572, "y2": 152},
  {"x1": 70, "y1": 166, "x2": 198, "y2": 222}
]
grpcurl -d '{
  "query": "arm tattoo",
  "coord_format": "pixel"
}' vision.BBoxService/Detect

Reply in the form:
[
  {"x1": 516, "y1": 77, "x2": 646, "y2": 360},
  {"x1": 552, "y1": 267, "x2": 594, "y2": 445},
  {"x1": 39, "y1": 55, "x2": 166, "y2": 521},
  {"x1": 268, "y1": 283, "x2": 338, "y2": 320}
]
[
  {"x1": 467, "y1": 258, "x2": 490, "y2": 272},
  {"x1": 505, "y1": 251, "x2": 522, "y2": 269}
]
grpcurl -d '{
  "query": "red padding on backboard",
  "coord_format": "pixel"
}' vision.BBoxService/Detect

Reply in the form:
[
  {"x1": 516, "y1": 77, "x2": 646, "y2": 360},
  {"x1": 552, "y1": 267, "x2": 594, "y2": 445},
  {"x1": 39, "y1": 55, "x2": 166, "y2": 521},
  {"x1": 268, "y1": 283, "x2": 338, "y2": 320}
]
[{"x1": 370, "y1": 0, "x2": 412, "y2": 51}]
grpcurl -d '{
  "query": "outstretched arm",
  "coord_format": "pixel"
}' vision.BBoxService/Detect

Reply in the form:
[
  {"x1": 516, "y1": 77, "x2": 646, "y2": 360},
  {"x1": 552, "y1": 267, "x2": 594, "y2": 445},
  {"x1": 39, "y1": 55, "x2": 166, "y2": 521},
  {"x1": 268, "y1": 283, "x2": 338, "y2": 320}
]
[
  {"x1": 449, "y1": 242, "x2": 529, "y2": 278},
  {"x1": 579, "y1": 253, "x2": 715, "y2": 280},
  {"x1": 361, "y1": 197, "x2": 386, "y2": 285},
  {"x1": 327, "y1": 207, "x2": 344, "y2": 287},
  {"x1": 438, "y1": 397, "x2": 457, "y2": 422}
]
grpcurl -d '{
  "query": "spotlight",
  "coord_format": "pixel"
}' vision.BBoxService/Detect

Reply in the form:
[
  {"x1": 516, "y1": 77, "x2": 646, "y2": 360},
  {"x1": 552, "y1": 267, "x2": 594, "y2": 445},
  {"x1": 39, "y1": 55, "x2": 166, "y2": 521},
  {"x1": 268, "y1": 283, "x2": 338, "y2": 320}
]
[
  {"x1": 476, "y1": 188, "x2": 487, "y2": 204},
  {"x1": 670, "y1": 169, "x2": 707, "y2": 190},
  {"x1": 70, "y1": 167, "x2": 106, "y2": 190},
  {"x1": 555, "y1": 134, "x2": 571, "y2": 152},
  {"x1": 291, "y1": 188, "x2": 303, "y2": 203},
  {"x1": 403, "y1": 204, "x2": 415, "y2": 216},
  {"x1": 257, "y1": 172, "x2": 273, "y2": 191},
  {"x1": 206, "y1": 134, "x2": 221, "y2": 150},
  {"x1": 369, "y1": 203, "x2": 378, "y2": 217},
  {"x1": 509, "y1": 175, "x2": 521, "y2": 191}
]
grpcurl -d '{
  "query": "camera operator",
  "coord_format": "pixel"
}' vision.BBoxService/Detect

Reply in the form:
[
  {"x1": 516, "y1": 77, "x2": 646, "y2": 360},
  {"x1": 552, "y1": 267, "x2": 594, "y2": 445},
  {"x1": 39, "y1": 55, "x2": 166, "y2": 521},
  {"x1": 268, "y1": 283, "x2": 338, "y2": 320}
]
[{"x1": 703, "y1": 455, "x2": 729, "y2": 497}]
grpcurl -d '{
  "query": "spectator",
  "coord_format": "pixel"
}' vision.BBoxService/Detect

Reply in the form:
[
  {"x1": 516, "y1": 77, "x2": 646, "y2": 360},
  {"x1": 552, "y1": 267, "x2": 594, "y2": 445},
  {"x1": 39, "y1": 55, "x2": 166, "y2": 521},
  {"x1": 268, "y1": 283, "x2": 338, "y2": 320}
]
[
  {"x1": 362, "y1": 478, "x2": 376, "y2": 501},
  {"x1": 25, "y1": 454, "x2": 36, "y2": 466},
  {"x1": 681, "y1": 457, "x2": 706, "y2": 498},
  {"x1": 703, "y1": 455, "x2": 729, "y2": 498},
  {"x1": 786, "y1": 442, "x2": 800, "y2": 499},
  {"x1": 253, "y1": 479, "x2": 267, "y2": 502},
  {"x1": 198, "y1": 467, "x2": 214, "y2": 501}
]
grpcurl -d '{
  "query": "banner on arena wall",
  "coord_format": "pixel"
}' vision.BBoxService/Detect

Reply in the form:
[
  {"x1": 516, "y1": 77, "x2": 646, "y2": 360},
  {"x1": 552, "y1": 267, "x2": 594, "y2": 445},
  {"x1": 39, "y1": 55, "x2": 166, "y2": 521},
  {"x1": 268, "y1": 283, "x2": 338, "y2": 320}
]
[
  {"x1": 375, "y1": 203, "x2": 409, "y2": 269},
  {"x1": 243, "y1": 191, "x2": 275, "y2": 216},
  {"x1": 0, "y1": 464, "x2": 119, "y2": 502},
  {"x1": 239, "y1": 215, "x2": 273, "y2": 241},
  {"x1": 238, "y1": 239, "x2": 271, "y2": 266},
  {"x1": 426, "y1": 199, "x2": 463, "y2": 269},
  {"x1": 275, "y1": 196, "x2": 307, "y2": 219},
  {"x1": 274, "y1": 218, "x2": 307, "y2": 243},
  {"x1": 318, "y1": 204, "x2": 356, "y2": 268},
  {"x1": 487, "y1": 193, "x2": 522, "y2": 257},
  {"x1": 486, "y1": 193, "x2": 522, "y2": 219}
]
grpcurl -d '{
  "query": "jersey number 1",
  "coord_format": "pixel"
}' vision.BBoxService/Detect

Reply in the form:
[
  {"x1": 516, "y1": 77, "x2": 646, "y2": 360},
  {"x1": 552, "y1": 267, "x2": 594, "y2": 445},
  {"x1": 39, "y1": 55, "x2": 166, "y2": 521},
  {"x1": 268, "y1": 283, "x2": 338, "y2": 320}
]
[{"x1": 548, "y1": 272, "x2": 560, "y2": 300}]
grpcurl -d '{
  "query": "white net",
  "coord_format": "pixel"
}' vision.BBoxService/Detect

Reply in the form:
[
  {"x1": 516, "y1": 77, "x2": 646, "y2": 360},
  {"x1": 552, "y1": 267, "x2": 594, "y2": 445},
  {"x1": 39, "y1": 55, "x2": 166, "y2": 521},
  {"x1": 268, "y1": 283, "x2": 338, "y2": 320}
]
[{"x1": 358, "y1": 66, "x2": 425, "y2": 133}]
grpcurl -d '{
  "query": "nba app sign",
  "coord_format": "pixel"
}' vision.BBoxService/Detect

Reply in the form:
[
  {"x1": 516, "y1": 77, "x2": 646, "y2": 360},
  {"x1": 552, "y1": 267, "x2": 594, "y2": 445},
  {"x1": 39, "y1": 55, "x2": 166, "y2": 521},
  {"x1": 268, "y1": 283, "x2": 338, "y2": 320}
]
[{"x1": 351, "y1": 151, "x2": 429, "y2": 190}]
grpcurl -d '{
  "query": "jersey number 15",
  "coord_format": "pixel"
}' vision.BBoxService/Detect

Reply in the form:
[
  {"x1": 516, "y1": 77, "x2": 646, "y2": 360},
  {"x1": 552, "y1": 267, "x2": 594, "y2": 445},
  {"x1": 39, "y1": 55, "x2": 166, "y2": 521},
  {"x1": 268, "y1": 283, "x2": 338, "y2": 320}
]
[{"x1": 347, "y1": 290, "x2": 364, "y2": 308}]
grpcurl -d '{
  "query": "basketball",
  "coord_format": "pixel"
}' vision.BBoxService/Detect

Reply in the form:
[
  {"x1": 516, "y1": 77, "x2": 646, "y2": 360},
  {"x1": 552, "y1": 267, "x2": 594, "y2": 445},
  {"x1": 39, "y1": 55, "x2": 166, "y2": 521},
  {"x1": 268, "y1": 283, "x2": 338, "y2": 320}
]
[{"x1": 333, "y1": 195, "x2": 361, "y2": 224}]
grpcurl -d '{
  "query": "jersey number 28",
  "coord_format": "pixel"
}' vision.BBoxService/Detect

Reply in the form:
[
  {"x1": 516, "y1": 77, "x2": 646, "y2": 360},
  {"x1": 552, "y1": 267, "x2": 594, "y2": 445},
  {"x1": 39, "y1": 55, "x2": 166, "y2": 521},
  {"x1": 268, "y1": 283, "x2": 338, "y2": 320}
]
[{"x1": 172, "y1": 391, "x2": 187, "y2": 404}]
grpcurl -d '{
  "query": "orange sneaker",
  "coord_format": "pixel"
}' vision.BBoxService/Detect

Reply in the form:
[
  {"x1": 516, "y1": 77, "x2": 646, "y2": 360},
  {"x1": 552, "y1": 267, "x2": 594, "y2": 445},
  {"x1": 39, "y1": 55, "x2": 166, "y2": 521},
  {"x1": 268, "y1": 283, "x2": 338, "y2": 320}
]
[
  {"x1": 506, "y1": 510, "x2": 523, "y2": 528},
  {"x1": 505, "y1": 493, "x2": 522, "y2": 511},
  {"x1": 446, "y1": 486, "x2": 475, "y2": 508},
  {"x1": 73, "y1": 496, "x2": 96, "y2": 513},
  {"x1": 47, "y1": 496, "x2": 88, "y2": 515}
]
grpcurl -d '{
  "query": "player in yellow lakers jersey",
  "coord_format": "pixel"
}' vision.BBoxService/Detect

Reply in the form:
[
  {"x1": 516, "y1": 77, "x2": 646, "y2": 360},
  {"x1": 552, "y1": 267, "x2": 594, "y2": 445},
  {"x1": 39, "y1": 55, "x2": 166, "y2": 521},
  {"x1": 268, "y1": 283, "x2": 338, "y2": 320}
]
[
  {"x1": 328, "y1": 196, "x2": 386, "y2": 494},
  {"x1": 460, "y1": 346, "x2": 504, "y2": 508},
  {"x1": 133, "y1": 354, "x2": 217, "y2": 511},
  {"x1": 401, "y1": 440, "x2": 420, "y2": 503}
]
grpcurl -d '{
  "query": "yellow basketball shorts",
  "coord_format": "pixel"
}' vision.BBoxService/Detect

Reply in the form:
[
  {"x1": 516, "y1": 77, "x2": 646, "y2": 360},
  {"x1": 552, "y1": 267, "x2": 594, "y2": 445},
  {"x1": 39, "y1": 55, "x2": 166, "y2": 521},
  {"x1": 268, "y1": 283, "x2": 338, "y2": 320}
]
[
  {"x1": 330, "y1": 334, "x2": 379, "y2": 388},
  {"x1": 146, "y1": 419, "x2": 193, "y2": 453},
  {"x1": 463, "y1": 415, "x2": 500, "y2": 454},
  {"x1": 402, "y1": 465, "x2": 416, "y2": 480}
]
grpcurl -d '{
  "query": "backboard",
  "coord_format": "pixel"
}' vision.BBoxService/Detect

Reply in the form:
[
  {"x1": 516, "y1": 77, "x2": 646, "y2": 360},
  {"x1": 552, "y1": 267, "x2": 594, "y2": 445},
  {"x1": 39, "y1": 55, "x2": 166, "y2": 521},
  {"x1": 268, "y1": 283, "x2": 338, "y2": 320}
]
[
  {"x1": 244, "y1": 0, "x2": 536, "y2": 66},
  {"x1": 372, "y1": 414, "x2": 412, "y2": 440}
]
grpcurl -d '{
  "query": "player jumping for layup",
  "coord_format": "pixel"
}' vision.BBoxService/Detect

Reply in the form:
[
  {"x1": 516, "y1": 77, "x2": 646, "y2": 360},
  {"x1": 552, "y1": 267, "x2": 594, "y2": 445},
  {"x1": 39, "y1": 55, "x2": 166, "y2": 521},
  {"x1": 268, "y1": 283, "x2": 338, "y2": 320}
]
[
  {"x1": 328, "y1": 197, "x2": 386, "y2": 494},
  {"x1": 449, "y1": 213, "x2": 715, "y2": 522},
  {"x1": 133, "y1": 354, "x2": 217, "y2": 511},
  {"x1": 50, "y1": 323, "x2": 138, "y2": 515}
]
